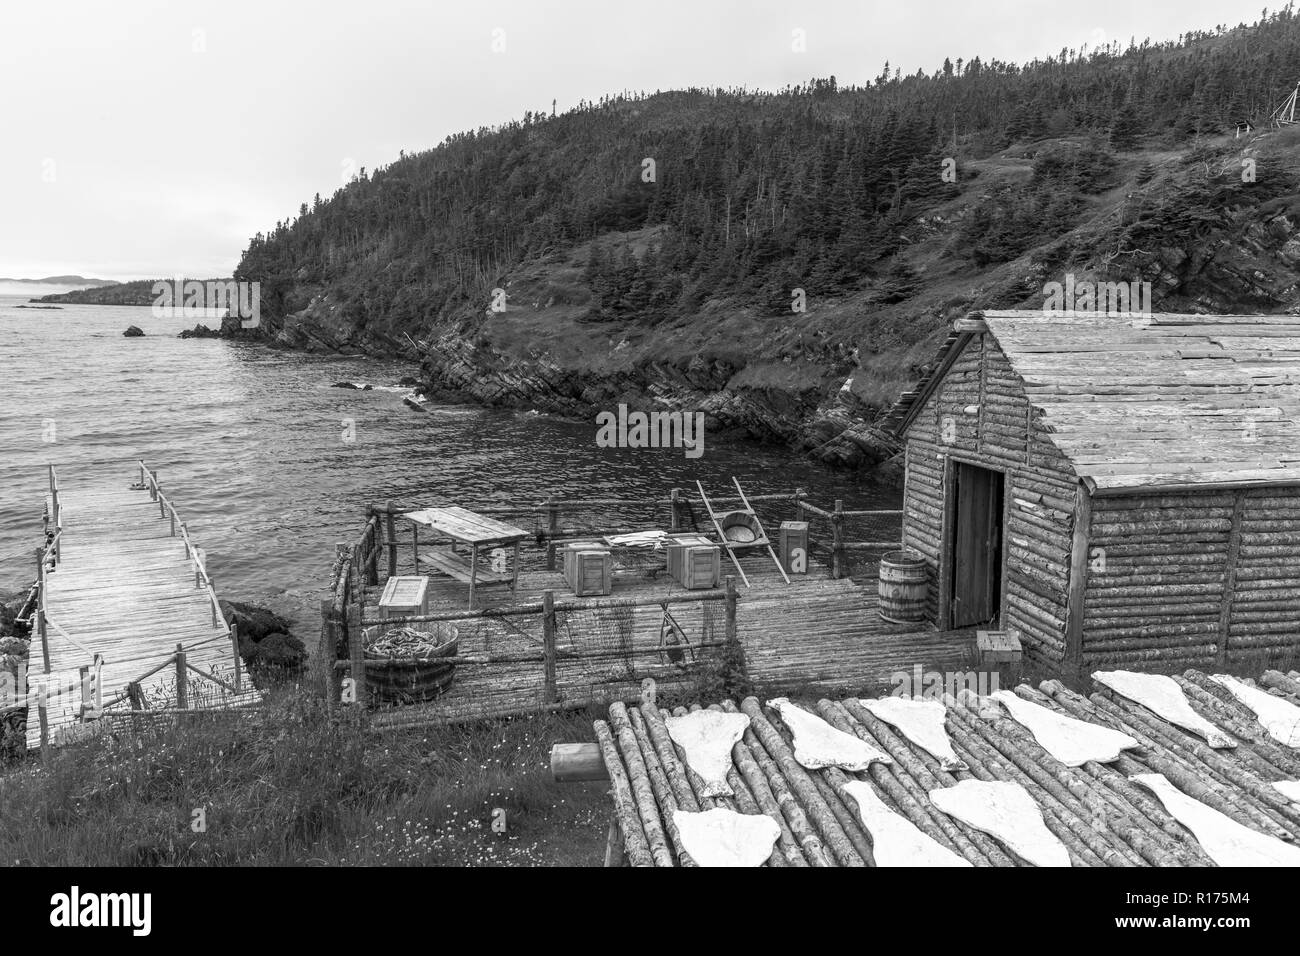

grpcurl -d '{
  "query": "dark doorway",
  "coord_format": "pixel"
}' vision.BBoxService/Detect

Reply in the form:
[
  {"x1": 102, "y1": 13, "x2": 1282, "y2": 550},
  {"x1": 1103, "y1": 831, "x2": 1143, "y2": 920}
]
[{"x1": 950, "y1": 462, "x2": 1004, "y2": 628}]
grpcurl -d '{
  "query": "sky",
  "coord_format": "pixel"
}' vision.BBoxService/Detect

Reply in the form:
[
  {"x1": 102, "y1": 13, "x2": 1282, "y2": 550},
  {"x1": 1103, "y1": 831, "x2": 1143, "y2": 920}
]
[{"x1": 0, "y1": 0, "x2": 1279, "y2": 281}]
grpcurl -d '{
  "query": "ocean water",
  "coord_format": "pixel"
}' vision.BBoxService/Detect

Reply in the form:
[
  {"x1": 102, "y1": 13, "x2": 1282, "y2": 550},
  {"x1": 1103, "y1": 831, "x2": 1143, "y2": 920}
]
[{"x1": 0, "y1": 293, "x2": 893, "y2": 630}]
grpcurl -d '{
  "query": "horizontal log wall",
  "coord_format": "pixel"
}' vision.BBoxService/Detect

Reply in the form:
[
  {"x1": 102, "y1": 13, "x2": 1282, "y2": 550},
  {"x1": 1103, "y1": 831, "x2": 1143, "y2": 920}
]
[
  {"x1": 903, "y1": 336, "x2": 1077, "y2": 666},
  {"x1": 1083, "y1": 488, "x2": 1300, "y2": 669}
]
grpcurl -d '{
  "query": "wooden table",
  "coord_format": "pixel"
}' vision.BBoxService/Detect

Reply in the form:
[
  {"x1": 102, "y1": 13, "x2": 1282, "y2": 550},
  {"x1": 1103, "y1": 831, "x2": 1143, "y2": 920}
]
[{"x1": 403, "y1": 507, "x2": 530, "y2": 610}]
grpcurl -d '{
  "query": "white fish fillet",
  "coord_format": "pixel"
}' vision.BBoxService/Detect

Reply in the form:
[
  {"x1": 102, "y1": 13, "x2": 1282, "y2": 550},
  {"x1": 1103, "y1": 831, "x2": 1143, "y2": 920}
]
[
  {"x1": 664, "y1": 710, "x2": 748, "y2": 797},
  {"x1": 1210, "y1": 674, "x2": 1300, "y2": 748},
  {"x1": 841, "y1": 780, "x2": 971, "y2": 867},
  {"x1": 1132, "y1": 773, "x2": 1300, "y2": 867},
  {"x1": 1093, "y1": 670, "x2": 1236, "y2": 748},
  {"x1": 991, "y1": 690, "x2": 1139, "y2": 767},
  {"x1": 1274, "y1": 780, "x2": 1300, "y2": 804},
  {"x1": 672, "y1": 808, "x2": 780, "y2": 867},
  {"x1": 768, "y1": 698, "x2": 891, "y2": 771},
  {"x1": 861, "y1": 696, "x2": 966, "y2": 771},
  {"x1": 929, "y1": 779, "x2": 1072, "y2": 867}
]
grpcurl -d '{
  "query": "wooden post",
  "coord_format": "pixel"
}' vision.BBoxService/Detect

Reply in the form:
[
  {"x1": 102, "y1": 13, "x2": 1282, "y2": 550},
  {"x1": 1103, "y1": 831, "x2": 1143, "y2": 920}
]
[
  {"x1": 542, "y1": 589, "x2": 558, "y2": 703},
  {"x1": 37, "y1": 559, "x2": 50, "y2": 674},
  {"x1": 724, "y1": 575, "x2": 738, "y2": 644},
  {"x1": 175, "y1": 644, "x2": 188, "y2": 709},
  {"x1": 149, "y1": 470, "x2": 158, "y2": 501},
  {"x1": 469, "y1": 543, "x2": 479, "y2": 610},
  {"x1": 38, "y1": 691, "x2": 48, "y2": 752},
  {"x1": 139, "y1": 462, "x2": 145, "y2": 487},
  {"x1": 230, "y1": 622, "x2": 242, "y2": 692},
  {"x1": 1063, "y1": 482, "x2": 1093, "y2": 676},
  {"x1": 604, "y1": 818, "x2": 626, "y2": 867},
  {"x1": 169, "y1": 506, "x2": 175, "y2": 537},
  {"x1": 831, "y1": 499, "x2": 845, "y2": 580},
  {"x1": 669, "y1": 488, "x2": 681, "y2": 533},
  {"x1": 545, "y1": 496, "x2": 559, "y2": 570},
  {"x1": 347, "y1": 601, "x2": 365, "y2": 709},
  {"x1": 385, "y1": 502, "x2": 397, "y2": 579},
  {"x1": 1216, "y1": 492, "x2": 1247, "y2": 668},
  {"x1": 181, "y1": 523, "x2": 190, "y2": 557}
]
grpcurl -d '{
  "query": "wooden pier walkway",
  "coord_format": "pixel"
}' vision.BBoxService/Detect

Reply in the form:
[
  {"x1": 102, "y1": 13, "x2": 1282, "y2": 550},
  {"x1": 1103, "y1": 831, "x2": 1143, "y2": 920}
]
[{"x1": 27, "y1": 463, "x2": 258, "y2": 747}]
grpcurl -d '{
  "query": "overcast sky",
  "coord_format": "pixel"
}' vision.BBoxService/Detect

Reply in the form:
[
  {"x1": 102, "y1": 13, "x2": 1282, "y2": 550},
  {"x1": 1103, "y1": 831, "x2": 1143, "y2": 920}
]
[{"x1": 0, "y1": 0, "x2": 1276, "y2": 281}]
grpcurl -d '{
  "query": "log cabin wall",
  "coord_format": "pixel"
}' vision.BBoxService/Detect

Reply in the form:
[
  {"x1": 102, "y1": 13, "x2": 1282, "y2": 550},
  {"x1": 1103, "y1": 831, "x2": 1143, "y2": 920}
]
[
  {"x1": 1083, "y1": 487, "x2": 1300, "y2": 670},
  {"x1": 902, "y1": 334, "x2": 1079, "y2": 666}
]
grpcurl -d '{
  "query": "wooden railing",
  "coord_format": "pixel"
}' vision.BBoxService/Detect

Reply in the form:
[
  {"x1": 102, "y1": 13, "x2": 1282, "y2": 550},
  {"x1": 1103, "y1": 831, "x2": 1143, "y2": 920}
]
[
  {"x1": 136, "y1": 461, "x2": 230, "y2": 632},
  {"x1": 318, "y1": 486, "x2": 905, "y2": 724},
  {"x1": 321, "y1": 571, "x2": 738, "y2": 723}
]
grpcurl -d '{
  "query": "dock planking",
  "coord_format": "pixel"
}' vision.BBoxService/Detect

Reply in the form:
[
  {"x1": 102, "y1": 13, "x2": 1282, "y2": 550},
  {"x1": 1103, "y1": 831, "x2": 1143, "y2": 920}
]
[
  {"x1": 359, "y1": 548, "x2": 976, "y2": 727},
  {"x1": 29, "y1": 466, "x2": 256, "y2": 747}
]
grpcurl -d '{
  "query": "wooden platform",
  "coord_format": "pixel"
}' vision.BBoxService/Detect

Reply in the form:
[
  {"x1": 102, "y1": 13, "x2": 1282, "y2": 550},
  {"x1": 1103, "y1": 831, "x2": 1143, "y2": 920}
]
[
  {"x1": 30, "y1": 468, "x2": 258, "y2": 747},
  {"x1": 361, "y1": 551, "x2": 976, "y2": 727}
]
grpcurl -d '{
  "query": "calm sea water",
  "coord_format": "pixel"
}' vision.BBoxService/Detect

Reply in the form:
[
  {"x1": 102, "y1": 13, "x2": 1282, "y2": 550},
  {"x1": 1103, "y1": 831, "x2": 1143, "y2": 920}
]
[{"x1": 0, "y1": 293, "x2": 894, "y2": 630}]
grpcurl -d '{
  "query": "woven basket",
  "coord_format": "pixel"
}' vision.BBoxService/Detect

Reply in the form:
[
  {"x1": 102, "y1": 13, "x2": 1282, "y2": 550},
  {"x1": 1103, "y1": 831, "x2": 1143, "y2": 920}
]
[{"x1": 362, "y1": 623, "x2": 458, "y2": 704}]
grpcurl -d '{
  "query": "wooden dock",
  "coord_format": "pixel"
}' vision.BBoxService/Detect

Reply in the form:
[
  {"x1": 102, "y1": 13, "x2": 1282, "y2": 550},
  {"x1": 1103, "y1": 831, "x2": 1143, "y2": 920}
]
[
  {"x1": 340, "y1": 540, "x2": 975, "y2": 728},
  {"x1": 26, "y1": 463, "x2": 258, "y2": 747}
]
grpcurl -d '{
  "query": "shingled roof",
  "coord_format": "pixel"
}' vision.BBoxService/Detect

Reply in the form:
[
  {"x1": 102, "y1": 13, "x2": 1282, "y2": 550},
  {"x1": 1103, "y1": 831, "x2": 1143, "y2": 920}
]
[{"x1": 887, "y1": 311, "x2": 1300, "y2": 493}]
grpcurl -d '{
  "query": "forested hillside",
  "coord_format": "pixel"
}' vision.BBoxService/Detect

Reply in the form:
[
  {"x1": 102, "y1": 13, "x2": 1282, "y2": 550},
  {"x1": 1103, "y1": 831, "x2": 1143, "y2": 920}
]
[{"x1": 236, "y1": 8, "x2": 1300, "y2": 466}]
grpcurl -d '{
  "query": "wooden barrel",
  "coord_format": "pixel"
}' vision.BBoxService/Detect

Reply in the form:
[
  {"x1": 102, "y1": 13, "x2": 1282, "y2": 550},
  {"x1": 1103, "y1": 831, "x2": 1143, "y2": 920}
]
[{"x1": 878, "y1": 550, "x2": 928, "y2": 624}]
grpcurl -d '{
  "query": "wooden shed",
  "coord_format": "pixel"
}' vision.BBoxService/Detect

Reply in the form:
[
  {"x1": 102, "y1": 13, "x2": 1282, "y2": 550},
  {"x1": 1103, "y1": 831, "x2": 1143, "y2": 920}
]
[{"x1": 883, "y1": 310, "x2": 1300, "y2": 675}]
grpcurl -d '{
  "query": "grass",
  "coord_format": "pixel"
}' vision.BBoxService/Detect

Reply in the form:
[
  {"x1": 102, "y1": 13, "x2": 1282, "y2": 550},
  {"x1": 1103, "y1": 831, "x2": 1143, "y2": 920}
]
[{"x1": 0, "y1": 691, "x2": 609, "y2": 866}]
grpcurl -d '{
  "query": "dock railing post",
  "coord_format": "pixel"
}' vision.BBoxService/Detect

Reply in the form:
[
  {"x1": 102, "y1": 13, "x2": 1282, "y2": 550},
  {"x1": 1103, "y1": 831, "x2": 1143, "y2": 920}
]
[
  {"x1": 545, "y1": 496, "x2": 559, "y2": 571},
  {"x1": 831, "y1": 499, "x2": 845, "y2": 580},
  {"x1": 230, "y1": 622, "x2": 242, "y2": 692},
  {"x1": 175, "y1": 644, "x2": 188, "y2": 710},
  {"x1": 37, "y1": 554, "x2": 50, "y2": 673},
  {"x1": 542, "y1": 589, "x2": 558, "y2": 704},
  {"x1": 724, "y1": 576, "x2": 738, "y2": 644},
  {"x1": 385, "y1": 502, "x2": 397, "y2": 579},
  {"x1": 347, "y1": 601, "x2": 365, "y2": 710}
]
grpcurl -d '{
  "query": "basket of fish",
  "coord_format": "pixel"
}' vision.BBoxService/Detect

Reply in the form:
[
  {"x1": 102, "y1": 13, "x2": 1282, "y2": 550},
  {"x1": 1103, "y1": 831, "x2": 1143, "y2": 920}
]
[{"x1": 362, "y1": 622, "x2": 458, "y2": 704}]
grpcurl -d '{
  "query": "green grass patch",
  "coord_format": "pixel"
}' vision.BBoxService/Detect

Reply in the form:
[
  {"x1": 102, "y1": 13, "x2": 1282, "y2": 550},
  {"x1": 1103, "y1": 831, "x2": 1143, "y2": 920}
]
[{"x1": 0, "y1": 692, "x2": 607, "y2": 866}]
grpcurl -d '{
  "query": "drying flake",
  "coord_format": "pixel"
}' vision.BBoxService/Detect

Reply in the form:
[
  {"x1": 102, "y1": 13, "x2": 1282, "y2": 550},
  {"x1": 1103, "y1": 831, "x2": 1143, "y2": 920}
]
[
  {"x1": 929, "y1": 779, "x2": 1071, "y2": 867},
  {"x1": 861, "y1": 695, "x2": 965, "y2": 771},
  {"x1": 767, "y1": 698, "x2": 891, "y2": 771},
  {"x1": 664, "y1": 710, "x2": 748, "y2": 797},
  {"x1": 1093, "y1": 670, "x2": 1236, "y2": 748},
  {"x1": 1210, "y1": 674, "x2": 1300, "y2": 748},
  {"x1": 672, "y1": 808, "x2": 780, "y2": 867},
  {"x1": 841, "y1": 780, "x2": 971, "y2": 867},
  {"x1": 991, "y1": 690, "x2": 1139, "y2": 767},
  {"x1": 1272, "y1": 780, "x2": 1300, "y2": 804},
  {"x1": 1132, "y1": 773, "x2": 1300, "y2": 867}
]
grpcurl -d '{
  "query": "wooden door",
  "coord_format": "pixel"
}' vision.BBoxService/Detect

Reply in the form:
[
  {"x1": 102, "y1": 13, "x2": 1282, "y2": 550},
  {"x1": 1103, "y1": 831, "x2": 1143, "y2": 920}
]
[{"x1": 950, "y1": 462, "x2": 1003, "y2": 628}]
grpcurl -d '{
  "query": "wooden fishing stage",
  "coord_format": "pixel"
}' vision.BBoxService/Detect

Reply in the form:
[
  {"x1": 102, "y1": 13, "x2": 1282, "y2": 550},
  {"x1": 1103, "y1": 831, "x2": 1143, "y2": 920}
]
[
  {"x1": 322, "y1": 491, "x2": 980, "y2": 729},
  {"x1": 23, "y1": 463, "x2": 259, "y2": 748}
]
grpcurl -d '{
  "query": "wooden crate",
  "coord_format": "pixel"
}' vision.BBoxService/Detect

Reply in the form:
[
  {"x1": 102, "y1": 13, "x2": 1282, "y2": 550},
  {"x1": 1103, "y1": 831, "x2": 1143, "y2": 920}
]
[
  {"x1": 666, "y1": 534, "x2": 713, "y2": 581},
  {"x1": 562, "y1": 541, "x2": 607, "y2": 585},
  {"x1": 379, "y1": 575, "x2": 431, "y2": 619},
  {"x1": 677, "y1": 544, "x2": 720, "y2": 590},
  {"x1": 570, "y1": 550, "x2": 613, "y2": 596},
  {"x1": 778, "y1": 521, "x2": 810, "y2": 574}
]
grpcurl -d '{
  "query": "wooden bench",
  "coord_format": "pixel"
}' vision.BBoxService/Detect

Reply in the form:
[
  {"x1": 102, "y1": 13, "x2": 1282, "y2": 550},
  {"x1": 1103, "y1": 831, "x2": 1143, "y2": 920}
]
[{"x1": 419, "y1": 548, "x2": 512, "y2": 586}]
